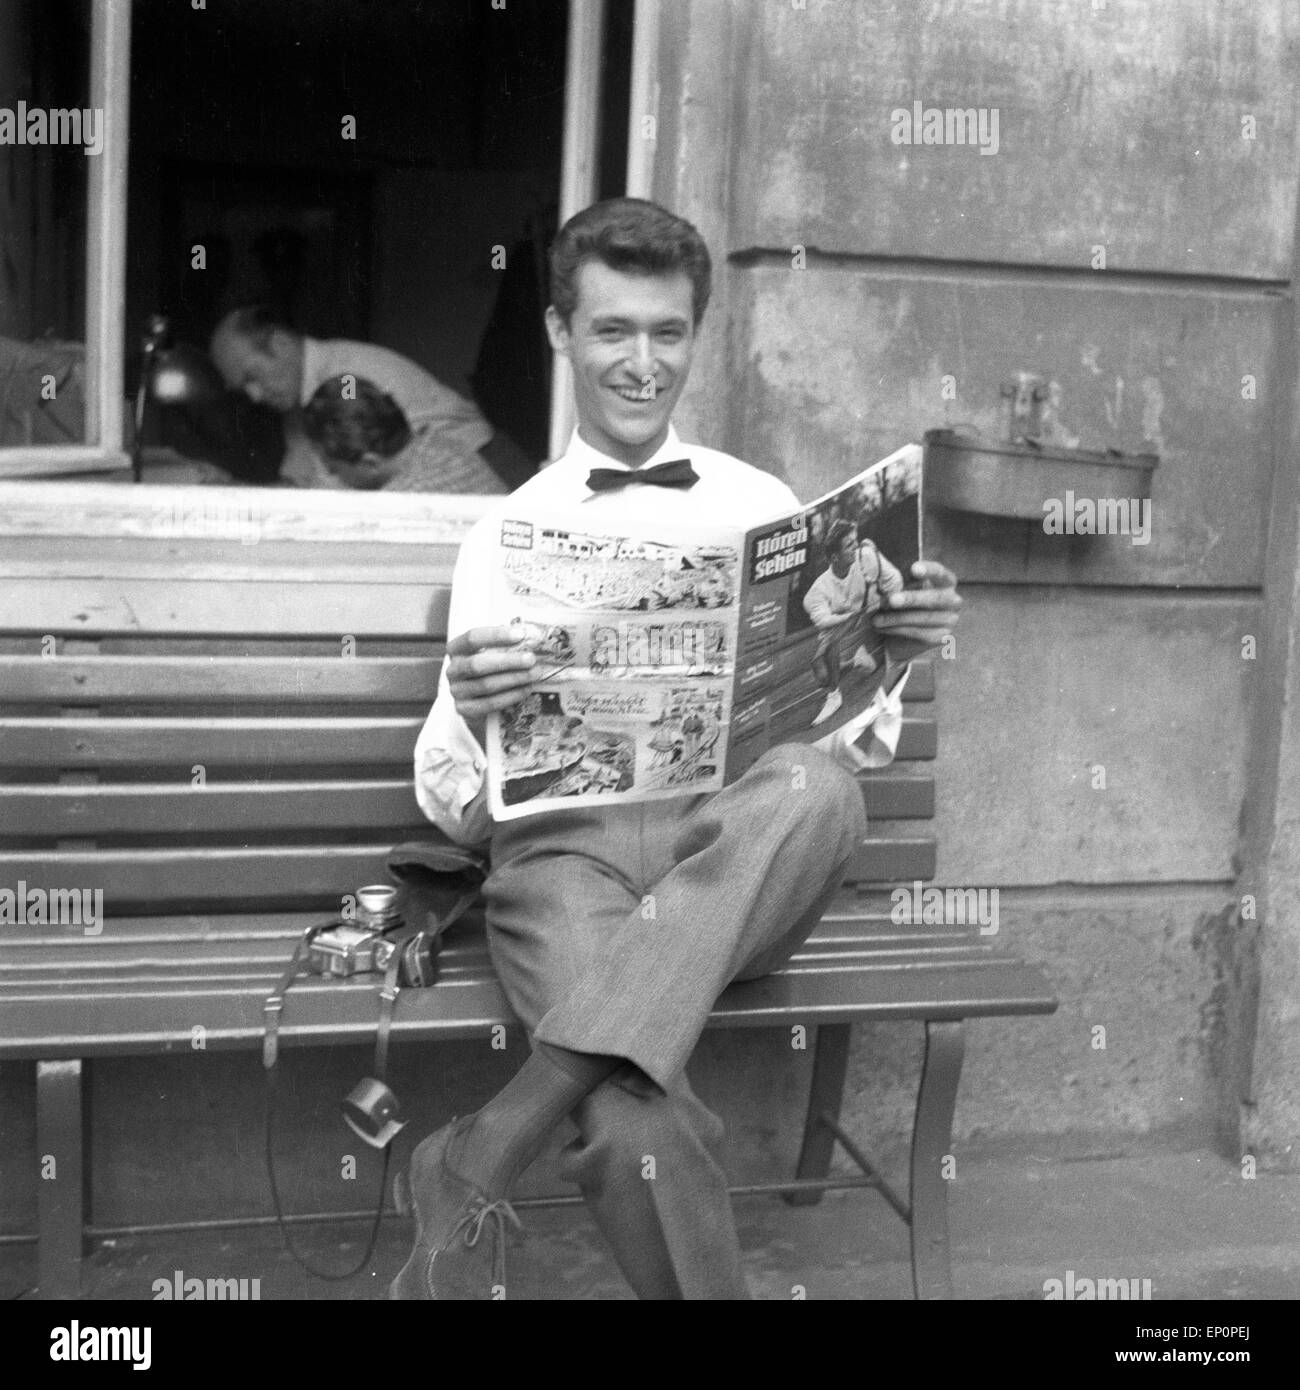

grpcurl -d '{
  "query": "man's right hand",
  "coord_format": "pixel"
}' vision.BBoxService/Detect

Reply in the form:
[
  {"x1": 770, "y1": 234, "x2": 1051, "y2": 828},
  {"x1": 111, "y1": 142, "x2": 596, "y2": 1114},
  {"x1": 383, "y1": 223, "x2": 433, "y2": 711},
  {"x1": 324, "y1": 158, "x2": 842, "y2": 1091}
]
[{"x1": 446, "y1": 625, "x2": 539, "y2": 741}]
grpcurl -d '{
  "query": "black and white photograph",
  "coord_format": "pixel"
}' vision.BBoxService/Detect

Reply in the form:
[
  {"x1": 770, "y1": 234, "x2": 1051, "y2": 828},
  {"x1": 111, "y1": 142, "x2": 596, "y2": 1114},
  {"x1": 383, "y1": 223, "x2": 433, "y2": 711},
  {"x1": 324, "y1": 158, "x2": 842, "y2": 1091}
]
[{"x1": 1, "y1": 0, "x2": 1296, "y2": 1349}]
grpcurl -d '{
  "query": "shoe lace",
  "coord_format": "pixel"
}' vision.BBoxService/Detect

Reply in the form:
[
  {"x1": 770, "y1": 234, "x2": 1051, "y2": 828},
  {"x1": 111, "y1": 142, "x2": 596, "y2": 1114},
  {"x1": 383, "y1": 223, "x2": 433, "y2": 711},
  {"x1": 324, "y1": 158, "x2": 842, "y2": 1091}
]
[{"x1": 451, "y1": 1194, "x2": 523, "y2": 1291}]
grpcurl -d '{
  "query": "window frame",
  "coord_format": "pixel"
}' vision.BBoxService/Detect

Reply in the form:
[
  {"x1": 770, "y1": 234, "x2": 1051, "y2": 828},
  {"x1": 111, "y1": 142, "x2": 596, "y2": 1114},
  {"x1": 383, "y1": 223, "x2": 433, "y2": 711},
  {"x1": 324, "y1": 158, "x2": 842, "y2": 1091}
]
[
  {"x1": 0, "y1": 0, "x2": 657, "y2": 537},
  {"x1": 0, "y1": 0, "x2": 128, "y2": 479}
]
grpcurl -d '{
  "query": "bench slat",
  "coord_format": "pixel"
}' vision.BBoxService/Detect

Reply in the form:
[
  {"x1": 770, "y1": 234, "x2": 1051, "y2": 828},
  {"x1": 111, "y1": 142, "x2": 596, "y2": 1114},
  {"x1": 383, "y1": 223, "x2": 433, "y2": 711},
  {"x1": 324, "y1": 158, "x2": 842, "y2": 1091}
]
[
  {"x1": 0, "y1": 894, "x2": 909, "y2": 945},
  {"x1": 860, "y1": 771, "x2": 934, "y2": 819},
  {"x1": 0, "y1": 655, "x2": 442, "y2": 704},
  {"x1": 4, "y1": 781, "x2": 425, "y2": 834},
  {"x1": 0, "y1": 951, "x2": 1032, "y2": 998},
  {"x1": 3, "y1": 833, "x2": 934, "y2": 904},
  {"x1": 0, "y1": 715, "x2": 939, "y2": 768},
  {"x1": 1, "y1": 845, "x2": 410, "y2": 905},
  {"x1": 0, "y1": 579, "x2": 449, "y2": 639},
  {"x1": 0, "y1": 535, "x2": 462, "y2": 577},
  {"x1": 0, "y1": 919, "x2": 986, "y2": 978},
  {"x1": 846, "y1": 837, "x2": 936, "y2": 883},
  {"x1": 710, "y1": 958, "x2": 1057, "y2": 1026},
  {"x1": 0, "y1": 911, "x2": 1055, "y2": 1059},
  {"x1": 0, "y1": 958, "x2": 1055, "y2": 1059},
  {"x1": 0, "y1": 715, "x2": 425, "y2": 766},
  {"x1": 0, "y1": 652, "x2": 930, "y2": 705},
  {"x1": 4, "y1": 768, "x2": 935, "y2": 834}
]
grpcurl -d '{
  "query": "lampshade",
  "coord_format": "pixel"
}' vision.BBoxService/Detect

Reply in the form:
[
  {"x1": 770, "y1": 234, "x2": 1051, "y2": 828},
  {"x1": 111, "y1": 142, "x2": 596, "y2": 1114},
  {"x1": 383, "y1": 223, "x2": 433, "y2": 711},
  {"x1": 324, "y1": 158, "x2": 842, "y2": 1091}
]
[
  {"x1": 131, "y1": 315, "x2": 223, "y2": 481},
  {"x1": 140, "y1": 316, "x2": 222, "y2": 406}
]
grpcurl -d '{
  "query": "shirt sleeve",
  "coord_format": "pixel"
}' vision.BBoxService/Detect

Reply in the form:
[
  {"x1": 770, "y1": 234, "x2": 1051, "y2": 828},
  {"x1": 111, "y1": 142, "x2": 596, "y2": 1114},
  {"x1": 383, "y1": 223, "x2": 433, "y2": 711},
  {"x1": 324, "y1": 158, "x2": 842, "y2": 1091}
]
[
  {"x1": 412, "y1": 517, "x2": 500, "y2": 847},
  {"x1": 813, "y1": 664, "x2": 909, "y2": 774},
  {"x1": 878, "y1": 550, "x2": 907, "y2": 596},
  {"x1": 803, "y1": 571, "x2": 834, "y2": 627},
  {"x1": 377, "y1": 353, "x2": 494, "y2": 458}
]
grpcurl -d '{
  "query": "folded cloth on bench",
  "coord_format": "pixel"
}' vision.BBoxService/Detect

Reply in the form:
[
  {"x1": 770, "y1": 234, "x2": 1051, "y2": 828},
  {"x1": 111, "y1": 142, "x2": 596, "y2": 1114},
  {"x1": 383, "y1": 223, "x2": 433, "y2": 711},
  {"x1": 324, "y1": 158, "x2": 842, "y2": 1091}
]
[{"x1": 385, "y1": 838, "x2": 489, "y2": 936}]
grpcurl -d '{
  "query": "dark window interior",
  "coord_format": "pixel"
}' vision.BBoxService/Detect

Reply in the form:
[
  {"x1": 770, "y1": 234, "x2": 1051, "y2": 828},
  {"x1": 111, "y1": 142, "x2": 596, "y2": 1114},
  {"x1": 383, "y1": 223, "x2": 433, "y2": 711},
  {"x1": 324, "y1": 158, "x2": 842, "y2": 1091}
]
[{"x1": 126, "y1": 0, "x2": 632, "y2": 483}]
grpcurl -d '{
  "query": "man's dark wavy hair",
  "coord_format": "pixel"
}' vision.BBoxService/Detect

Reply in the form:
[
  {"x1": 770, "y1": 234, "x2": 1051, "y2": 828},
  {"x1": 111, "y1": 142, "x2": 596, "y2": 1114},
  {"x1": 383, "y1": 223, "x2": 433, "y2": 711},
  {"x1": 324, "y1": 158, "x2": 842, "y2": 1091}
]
[
  {"x1": 825, "y1": 517, "x2": 857, "y2": 557},
  {"x1": 549, "y1": 197, "x2": 712, "y2": 327},
  {"x1": 302, "y1": 375, "x2": 411, "y2": 464}
]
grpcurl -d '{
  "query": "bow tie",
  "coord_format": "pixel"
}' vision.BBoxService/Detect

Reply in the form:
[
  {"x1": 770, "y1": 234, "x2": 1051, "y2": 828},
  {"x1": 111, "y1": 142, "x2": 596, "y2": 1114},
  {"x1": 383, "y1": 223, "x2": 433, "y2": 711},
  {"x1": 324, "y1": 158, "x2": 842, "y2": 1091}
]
[{"x1": 586, "y1": 458, "x2": 700, "y2": 492}]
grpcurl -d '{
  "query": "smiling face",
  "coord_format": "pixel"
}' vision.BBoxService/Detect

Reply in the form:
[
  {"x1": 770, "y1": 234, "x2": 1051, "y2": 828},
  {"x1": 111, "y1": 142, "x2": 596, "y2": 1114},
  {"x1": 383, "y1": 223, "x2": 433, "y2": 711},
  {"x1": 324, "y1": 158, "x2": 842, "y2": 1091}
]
[{"x1": 545, "y1": 260, "x2": 696, "y2": 467}]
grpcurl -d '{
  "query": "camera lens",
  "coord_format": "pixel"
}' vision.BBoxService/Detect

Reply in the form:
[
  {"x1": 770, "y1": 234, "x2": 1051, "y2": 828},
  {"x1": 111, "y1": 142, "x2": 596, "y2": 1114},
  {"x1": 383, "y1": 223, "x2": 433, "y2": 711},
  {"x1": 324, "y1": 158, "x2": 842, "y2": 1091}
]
[{"x1": 357, "y1": 884, "x2": 398, "y2": 915}]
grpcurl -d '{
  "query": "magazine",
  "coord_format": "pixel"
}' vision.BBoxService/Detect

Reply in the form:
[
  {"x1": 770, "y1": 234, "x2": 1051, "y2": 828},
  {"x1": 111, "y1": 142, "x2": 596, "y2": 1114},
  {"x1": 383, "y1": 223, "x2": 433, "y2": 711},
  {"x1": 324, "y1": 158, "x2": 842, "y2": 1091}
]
[{"x1": 485, "y1": 442, "x2": 923, "y2": 820}]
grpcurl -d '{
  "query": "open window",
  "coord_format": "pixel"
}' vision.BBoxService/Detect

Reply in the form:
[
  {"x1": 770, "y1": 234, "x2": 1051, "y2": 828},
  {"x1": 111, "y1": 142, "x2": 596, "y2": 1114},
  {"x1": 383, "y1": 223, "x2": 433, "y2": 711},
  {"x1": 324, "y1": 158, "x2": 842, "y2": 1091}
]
[
  {"x1": 0, "y1": 0, "x2": 643, "y2": 525},
  {"x1": 0, "y1": 0, "x2": 122, "y2": 476}
]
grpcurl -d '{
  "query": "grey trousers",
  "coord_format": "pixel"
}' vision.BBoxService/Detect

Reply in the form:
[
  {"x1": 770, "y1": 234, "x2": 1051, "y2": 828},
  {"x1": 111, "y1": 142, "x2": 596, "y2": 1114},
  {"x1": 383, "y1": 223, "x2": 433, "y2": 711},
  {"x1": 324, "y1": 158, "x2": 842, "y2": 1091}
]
[{"x1": 484, "y1": 743, "x2": 867, "y2": 1299}]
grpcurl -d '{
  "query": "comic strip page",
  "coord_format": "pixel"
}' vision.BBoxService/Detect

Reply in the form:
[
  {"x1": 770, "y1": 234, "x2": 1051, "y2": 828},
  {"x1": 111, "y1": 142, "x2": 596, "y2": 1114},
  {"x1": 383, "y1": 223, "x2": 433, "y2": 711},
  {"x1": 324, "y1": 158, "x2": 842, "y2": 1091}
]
[{"x1": 486, "y1": 513, "x2": 742, "y2": 819}]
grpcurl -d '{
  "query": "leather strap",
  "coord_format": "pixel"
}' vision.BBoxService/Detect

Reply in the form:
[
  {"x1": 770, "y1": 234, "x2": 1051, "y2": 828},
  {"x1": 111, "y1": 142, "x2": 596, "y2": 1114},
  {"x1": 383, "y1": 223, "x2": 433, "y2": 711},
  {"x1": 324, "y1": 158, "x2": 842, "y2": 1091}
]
[
  {"x1": 262, "y1": 934, "x2": 315, "y2": 1072},
  {"x1": 373, "y1": 950, "x2": 402, "y2": 1081},
  {"x1": 260, "y1": 879, "x2": 481, "y2": 1077}
]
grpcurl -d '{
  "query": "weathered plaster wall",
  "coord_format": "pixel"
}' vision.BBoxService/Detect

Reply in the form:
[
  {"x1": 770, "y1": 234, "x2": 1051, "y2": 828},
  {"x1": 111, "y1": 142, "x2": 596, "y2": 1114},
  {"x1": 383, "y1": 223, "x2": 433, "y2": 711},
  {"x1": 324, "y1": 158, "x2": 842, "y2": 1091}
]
[{"x1": 654, "y1": 0, "x2": 1297, "y2": 1158}]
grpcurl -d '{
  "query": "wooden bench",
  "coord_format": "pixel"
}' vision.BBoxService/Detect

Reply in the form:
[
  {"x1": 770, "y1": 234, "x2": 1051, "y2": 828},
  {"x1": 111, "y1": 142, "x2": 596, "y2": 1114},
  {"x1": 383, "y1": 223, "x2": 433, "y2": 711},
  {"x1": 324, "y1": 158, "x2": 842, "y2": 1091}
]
[{"x1": 0, "y1": 526, "x2": 1057, "y2": 1301}]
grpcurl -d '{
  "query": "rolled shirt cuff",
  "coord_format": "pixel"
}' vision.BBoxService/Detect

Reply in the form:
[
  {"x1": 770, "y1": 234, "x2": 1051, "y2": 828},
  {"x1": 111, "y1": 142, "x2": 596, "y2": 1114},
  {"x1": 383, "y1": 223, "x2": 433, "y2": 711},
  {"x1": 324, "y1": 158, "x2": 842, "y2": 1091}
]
[
  {"x1": 813, "y1": 663, "x2": 911, "y2": 774},
  {"x1": 413, "y1": 699, "x2": 493, "y2": 847}
]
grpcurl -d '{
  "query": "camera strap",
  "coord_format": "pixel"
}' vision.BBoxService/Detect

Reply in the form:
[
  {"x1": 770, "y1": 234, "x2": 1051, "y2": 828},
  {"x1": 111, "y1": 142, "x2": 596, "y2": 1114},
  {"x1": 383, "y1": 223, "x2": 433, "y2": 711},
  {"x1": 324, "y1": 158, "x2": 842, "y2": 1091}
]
[
  {"x1": 372, "y1": 949, "x2": 403, "y2": 1081},
  {"x1": 261, "y1": 932, "x2": 316, "y2": 1073},
  {"x1": 260, "y1": 921, "x2": 413, "y2": 1081},
  {"x1": 261, "y1": 923, "x2": 392, "y2": 1282},
  {"x1": 258, "y1": 878, "x2": 482, "y2": 1281}
]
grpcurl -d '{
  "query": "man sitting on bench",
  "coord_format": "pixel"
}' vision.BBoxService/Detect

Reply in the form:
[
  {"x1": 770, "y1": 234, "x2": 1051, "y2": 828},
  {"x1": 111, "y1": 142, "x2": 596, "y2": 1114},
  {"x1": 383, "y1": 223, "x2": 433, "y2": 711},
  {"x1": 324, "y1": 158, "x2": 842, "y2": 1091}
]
[{"x1": 402, "y1": 197, "x2": 962, "y2": 1300}]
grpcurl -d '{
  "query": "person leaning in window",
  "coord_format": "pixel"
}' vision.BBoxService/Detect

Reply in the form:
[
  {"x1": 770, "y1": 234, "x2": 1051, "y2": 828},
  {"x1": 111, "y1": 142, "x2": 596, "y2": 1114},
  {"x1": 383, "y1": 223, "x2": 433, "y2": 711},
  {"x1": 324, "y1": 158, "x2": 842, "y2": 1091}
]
[
  {"x1": 209, "y1": 307, "x2": 517, "y2": 493},
  {"x1": 400, "y1": 197, "x2": 962, "y2": 1300},
  {"x1": 301, "y1": 373, "x2": 447, "y2": 492}
]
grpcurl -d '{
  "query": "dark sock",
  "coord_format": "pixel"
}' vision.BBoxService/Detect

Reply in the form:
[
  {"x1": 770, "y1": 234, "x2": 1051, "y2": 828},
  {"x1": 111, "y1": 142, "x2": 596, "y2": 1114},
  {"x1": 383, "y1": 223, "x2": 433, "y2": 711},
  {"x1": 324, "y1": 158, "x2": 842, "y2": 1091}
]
[{"x1": 451, "y1": 1043, "x2": 622, "y2": 1198}]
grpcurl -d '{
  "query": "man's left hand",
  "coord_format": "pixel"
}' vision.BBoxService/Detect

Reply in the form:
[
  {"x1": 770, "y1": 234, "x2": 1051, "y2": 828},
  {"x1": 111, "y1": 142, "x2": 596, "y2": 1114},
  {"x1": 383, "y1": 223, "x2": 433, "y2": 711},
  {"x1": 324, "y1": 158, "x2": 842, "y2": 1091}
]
[{"x1": 871, "y1": 560, "x2": 962, "y2": 655}]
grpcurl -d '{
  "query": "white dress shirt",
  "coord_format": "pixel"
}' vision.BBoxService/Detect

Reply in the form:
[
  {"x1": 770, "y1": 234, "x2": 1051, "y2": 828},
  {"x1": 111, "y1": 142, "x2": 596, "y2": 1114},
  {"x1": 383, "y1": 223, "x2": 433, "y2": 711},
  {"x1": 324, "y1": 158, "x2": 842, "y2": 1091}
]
[{"x1": 413, "y1": 426, "x2": 902, "y2": 845}]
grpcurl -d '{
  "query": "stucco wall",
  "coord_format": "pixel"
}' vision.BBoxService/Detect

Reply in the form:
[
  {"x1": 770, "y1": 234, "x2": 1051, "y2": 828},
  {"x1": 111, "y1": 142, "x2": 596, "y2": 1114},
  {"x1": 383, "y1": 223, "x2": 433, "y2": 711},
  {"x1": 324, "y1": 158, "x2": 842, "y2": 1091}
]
[{"x1": 652, "y1": 0, "x2": 1297, "y2": 1157}]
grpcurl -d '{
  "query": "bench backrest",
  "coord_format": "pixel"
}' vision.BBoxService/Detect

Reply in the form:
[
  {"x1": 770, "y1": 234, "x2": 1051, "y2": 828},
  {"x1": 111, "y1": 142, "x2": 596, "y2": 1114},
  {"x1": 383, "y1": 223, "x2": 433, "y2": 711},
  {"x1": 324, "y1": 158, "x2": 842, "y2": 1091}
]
[{"x1": 1, "y1": 532, "x2": 935, "y2": 918}]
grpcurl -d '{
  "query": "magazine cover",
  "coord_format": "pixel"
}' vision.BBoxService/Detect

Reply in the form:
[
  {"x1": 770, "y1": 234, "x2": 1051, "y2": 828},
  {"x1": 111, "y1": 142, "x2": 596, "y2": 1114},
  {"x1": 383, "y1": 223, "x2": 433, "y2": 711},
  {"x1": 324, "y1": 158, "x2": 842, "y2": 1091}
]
[
  {"x1": 485, "y1": 443, "x2": 923, "y2": 820},
  {"x1": 725, "y1": 442, "x2": 924, "y2": 779}
]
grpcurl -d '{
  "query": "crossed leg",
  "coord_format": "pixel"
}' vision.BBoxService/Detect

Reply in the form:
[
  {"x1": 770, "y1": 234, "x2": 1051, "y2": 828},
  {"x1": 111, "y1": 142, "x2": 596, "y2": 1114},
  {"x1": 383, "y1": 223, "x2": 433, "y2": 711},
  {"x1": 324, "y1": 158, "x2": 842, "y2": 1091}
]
[{"x1": 477, "y1": 743, "x2": 867, "y2": 1297}]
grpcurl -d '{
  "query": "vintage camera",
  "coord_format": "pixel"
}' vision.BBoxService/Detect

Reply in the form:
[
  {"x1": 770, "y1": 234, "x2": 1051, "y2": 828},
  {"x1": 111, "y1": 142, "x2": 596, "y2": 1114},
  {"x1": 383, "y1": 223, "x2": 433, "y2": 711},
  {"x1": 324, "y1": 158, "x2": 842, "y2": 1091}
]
[
  {"x1": 307, "y1": 884, "x2": 401, "y2": 977},
  {"x1": 307, "y1": 884, "x2": 436, "y2": 985},
  {"x1": 308, "y1": 921, "x2": 396, "y2": 977}
]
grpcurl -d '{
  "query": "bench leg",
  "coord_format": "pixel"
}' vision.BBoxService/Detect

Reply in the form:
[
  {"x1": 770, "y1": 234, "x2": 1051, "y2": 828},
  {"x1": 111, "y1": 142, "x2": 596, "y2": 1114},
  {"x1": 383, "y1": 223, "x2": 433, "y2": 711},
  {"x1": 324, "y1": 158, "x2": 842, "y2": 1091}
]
[
  {"x1": 784, "y1": 1022, "x2": 851, "y2": 1207},
  {"x1": 36, "y1": 1059, "x2": 84, "y2": 1301},
  {"x1": 909, "y1": 1020, "x2": 965, "y2": 1300}
]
